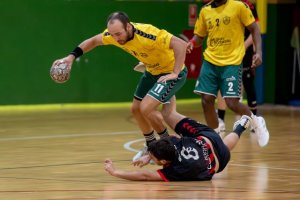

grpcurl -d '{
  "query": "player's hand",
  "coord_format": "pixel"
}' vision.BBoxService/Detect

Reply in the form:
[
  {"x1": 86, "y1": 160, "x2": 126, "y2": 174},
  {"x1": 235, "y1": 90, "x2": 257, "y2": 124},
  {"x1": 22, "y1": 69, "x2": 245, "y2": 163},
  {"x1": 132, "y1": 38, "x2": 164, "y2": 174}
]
[
  {"x1": 157, "y1": 72, "x2": 178, "y2": 83},
  {"x1": 186, "y1": 41, "x2": 193, "y2": 54},
  {"x1": 52, "y1": 55, "x2": 75, "y2": 68},
  {"x1": 104, "y1": 159, "x2": 115, "y2": 175},
  {"x1": 251, "y1": 52, "x2": 262, "y2": 68},
  {"x1": 132, "y1": 155, "x2": 151, "y2": 168}
]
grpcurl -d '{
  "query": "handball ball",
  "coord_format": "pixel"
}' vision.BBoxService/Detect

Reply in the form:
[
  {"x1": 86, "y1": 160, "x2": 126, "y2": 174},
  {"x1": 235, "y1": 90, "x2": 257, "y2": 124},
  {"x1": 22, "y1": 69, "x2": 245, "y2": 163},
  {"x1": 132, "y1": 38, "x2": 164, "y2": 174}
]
[{"x1": 50, "y1": 62, "x2": 71, "y2": 83}]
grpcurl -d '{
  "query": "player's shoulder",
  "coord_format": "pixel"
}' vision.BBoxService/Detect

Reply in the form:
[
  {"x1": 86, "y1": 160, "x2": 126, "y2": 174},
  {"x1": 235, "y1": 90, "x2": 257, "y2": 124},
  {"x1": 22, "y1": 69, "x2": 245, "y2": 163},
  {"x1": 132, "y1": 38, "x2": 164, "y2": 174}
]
[
  {"x1": 239, "y1": 0, "x2": 255, "y2": 10},
  {"x1": 200, "y1": 1, "x2": 213, "y2": 11},
  {"x1": 132, "y1": 22, "x2": 162, "y2": 40},
  {"x1": 132, "y1": 22, "x2": 158, "y2": 31},
  {"x1": 232, "y1": 0, "x2": 250, "y2": 9}
]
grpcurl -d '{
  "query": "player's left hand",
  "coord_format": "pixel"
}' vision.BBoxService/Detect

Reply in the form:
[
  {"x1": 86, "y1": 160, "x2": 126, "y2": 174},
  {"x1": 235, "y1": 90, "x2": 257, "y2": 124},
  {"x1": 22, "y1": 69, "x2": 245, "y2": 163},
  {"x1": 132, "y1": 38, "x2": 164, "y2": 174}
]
[
  {"x1": 251, "y1": 52, "x2": 262, "y2": 68},
  {"x1": 104, "y1": 159, "x2": 115, "y2": 175},
  {"x1": 132, "y1": 155, "x2": 151, "y2": 168},
  {"x1": 157, "y1": 72, "x2": 178, "y2": 83}
]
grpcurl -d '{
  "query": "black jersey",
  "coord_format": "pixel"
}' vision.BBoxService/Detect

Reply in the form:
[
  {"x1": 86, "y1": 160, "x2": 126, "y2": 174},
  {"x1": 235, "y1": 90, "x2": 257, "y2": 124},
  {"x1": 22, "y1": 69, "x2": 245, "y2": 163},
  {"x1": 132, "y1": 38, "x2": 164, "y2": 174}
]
[
  {"x1": 157, "y1": 118, "x2": 231, "y2": 182},
  {"x1": 157, "y1": 136, "x2": 216, "y2": 181}
]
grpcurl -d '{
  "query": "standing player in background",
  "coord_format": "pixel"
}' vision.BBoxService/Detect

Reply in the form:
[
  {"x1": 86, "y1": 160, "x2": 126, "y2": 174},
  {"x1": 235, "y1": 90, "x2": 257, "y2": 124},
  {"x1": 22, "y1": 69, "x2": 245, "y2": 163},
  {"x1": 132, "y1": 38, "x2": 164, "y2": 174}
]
[
  {"x1": 216, "y1": 0, "x2": 260, "y2": 134},
  {"x1": 187, "y1": 0, "x2": 269, "y2": 146},
  {"x1": 52, "y1": 12, "x2": 188, "y2": 159}
]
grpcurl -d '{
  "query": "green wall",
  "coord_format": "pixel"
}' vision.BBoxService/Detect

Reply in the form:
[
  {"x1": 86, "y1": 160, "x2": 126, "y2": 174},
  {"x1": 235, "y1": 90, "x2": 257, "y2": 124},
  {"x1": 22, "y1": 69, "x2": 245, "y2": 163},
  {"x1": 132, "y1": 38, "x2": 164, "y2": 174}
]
[
  {"x1": 0, "y1": 0, "x2": 199, "y2": 105},
  {"x1": 265, "y1": 3, "x2": 296, "y2": 104},
  {"x1": 0, "y1": 0, "x2": 297, "y2": 105}
]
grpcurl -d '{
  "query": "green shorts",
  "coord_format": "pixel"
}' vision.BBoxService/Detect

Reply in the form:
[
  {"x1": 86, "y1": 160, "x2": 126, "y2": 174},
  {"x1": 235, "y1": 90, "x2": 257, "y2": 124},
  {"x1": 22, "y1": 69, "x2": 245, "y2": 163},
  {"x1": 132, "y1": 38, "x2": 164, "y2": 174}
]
[
  {"x1": 194, "y1": 60, "x2": 242, "y2": 98},
  {"x1": 134, "y1": 67, "x2": 187, "y2": 103}
]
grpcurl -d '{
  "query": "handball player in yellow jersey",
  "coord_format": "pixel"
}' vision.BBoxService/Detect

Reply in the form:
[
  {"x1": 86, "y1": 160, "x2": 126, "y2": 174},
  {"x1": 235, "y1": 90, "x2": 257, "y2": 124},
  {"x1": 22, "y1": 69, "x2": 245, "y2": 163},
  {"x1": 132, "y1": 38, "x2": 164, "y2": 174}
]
[
  {"x1": 52, "y1": 12, "x2": 188, "y2": 159},
  {"x1": 187, "y1": 0, "x2": 269, "y2": 147}
]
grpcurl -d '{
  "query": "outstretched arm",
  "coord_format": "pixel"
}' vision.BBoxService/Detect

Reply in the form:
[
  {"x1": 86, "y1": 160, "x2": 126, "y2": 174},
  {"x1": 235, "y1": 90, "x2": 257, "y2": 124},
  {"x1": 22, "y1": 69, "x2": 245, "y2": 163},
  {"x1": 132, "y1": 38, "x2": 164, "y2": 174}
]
[
  {"x1": 53, "y1": 33, "x2": 103, "y2": 67},
  {"x1": 104, "y1": 159, "x2": 163, "y2": 181}
]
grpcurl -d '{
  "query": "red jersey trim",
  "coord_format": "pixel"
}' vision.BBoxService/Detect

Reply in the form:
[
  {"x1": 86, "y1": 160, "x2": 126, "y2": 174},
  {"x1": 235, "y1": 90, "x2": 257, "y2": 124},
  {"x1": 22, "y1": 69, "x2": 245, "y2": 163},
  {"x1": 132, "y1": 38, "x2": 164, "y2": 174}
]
[{"x1": 157, "y1": 170, "x2": 169, "y2": 182}]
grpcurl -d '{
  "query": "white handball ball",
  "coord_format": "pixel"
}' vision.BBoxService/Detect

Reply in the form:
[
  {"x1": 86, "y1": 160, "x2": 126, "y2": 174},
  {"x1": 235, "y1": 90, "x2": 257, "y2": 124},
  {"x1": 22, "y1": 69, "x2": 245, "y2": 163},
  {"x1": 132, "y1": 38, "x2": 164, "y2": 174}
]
[{"x1": 50, "y1": 62, "x2": 71, "y2": 83}]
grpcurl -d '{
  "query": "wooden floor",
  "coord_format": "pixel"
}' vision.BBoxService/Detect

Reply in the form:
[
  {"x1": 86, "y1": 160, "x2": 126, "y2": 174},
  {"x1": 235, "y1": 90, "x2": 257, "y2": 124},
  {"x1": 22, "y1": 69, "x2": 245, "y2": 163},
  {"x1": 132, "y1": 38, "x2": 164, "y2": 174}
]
[{"x1": 0, "y1": 101, "x2": 299, "y2": 200}]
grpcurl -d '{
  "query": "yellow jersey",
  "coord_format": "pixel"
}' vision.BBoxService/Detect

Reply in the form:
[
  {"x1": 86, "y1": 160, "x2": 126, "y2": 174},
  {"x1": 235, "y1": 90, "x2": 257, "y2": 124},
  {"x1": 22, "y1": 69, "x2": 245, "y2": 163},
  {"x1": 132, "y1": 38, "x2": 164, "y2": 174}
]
[
  {"x1": 102, "y1": 22, "x2": 180, "y2": 75},
  {"x1": 194, "y1": 0, "x2": 255, "y2": 66}
]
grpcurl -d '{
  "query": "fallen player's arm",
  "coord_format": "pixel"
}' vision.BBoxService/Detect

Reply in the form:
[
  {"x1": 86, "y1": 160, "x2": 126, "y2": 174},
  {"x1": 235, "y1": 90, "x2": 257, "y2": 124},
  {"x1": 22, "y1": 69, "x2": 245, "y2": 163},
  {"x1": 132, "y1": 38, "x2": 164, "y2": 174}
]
[{"x1": 104, "y1": 159, "x2": 163, "y2": 181}]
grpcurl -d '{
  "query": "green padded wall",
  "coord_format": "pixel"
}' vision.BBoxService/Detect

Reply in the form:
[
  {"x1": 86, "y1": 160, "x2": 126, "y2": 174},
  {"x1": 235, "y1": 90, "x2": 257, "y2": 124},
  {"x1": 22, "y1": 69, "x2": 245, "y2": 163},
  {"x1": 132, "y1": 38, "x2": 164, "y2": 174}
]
[{"x1": 0, "y1": 0, "x2": 199, "y2": 105}]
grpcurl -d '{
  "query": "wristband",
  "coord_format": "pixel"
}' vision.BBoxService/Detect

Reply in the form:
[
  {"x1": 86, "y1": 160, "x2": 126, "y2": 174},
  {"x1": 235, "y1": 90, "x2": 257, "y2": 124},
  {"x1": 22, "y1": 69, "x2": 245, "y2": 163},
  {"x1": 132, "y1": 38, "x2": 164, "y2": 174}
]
[
  {"x1": 70, "y1": 47, "x2": 83, "y2": 58},
  {"x1": 189, "y1": 39, "x2": 197, "y2": 47}
]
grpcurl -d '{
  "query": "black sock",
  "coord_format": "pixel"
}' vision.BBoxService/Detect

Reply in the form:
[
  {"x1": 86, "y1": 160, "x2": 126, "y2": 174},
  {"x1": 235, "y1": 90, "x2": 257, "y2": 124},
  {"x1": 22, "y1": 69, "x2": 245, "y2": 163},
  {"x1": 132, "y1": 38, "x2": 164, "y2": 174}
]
[
  {"x1": 158, "y1": 128, "x2": 169, "y2": 138},
  {"x1": 233, "y1": 125, "x2": 246, "y2": 137},
  {"x1": 218, "y1": 109, "x2": 226, "y2": 121},
  {"x1": 144, "y1": 131, "x2": 156, "y2": 146}
]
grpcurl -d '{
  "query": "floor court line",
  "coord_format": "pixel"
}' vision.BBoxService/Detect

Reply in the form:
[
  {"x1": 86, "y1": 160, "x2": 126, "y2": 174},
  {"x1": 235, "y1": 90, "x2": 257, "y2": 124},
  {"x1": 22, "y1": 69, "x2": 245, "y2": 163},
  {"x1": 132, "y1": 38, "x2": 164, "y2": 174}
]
[
  {"x1": 1, "y1": 130, "x2": 298, "y2": 173},
  {"x1": 0, "y1": 130, "x2": 139, "y2": 142}
]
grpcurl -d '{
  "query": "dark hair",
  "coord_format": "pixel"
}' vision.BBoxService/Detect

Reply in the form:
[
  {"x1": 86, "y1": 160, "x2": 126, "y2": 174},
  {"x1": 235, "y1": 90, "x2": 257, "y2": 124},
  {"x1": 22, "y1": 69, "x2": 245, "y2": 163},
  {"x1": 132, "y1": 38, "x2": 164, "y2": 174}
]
[
  {"x1": 148, "y1": 138, "x2": 177, "y2": 161},
  {"x1": 107, "y1": 11, "x2": 130, "y2": 29}
]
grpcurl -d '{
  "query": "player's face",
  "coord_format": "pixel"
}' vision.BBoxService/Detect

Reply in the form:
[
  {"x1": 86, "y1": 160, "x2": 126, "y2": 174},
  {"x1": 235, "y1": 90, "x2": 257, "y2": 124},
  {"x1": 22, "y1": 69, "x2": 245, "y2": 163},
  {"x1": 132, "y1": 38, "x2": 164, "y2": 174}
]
[
  {"x1": 149, "y1": 154, "x2": 162, "y2": 165},
  {"x1": 107, "y1": 20, "x2": 130, "y2": 45}
]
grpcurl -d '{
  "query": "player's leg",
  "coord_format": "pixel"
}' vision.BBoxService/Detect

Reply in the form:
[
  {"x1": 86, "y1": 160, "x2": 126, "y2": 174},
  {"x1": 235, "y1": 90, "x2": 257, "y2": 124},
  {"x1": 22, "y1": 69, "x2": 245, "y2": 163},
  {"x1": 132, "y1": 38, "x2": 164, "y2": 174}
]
[
  {"x1": 202, "y1": 94, "x2": 218, "y2": 130},
  {"x1": 142, "y1": 67, "x2": 187, "y2": 137},
  {"x1": 243, "y1": 68, "x2": 257, "y2": 115},
  {"x1": 217, "y1": 91, "x2": 226, "y2": 135},
  {"x1": 194, "y1": 60, "x2": 219, "y2": 130},
  {"x1": 221, "y1": 64, "x2": 252, "y2": 116},
  {"x1": 132, "y1": 71, "x2": 159, "y2": 159},
  {"x1": 131, "y1": 98, "x2": 154, "y2": 134},
  {"x1": 140, "y1": 96, "x2": 166, "y2": 133},
  {"x1": 221, "y1": 65, "x2": 269, "y2": 147}
]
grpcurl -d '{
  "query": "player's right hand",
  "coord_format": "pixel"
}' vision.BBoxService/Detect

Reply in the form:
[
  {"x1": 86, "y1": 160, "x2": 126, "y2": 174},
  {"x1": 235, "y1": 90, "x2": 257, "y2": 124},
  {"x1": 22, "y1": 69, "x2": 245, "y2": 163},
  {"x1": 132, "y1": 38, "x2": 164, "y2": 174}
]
[
  {"x1": 132, "y1": 155, "x2": 151, "y2": 168},
  {"x1": 186, "y1": 41, "x2": 193, "y2": 54},
  {"x1": 52, "y1": 54, "x2": 75, "y2": 68}
]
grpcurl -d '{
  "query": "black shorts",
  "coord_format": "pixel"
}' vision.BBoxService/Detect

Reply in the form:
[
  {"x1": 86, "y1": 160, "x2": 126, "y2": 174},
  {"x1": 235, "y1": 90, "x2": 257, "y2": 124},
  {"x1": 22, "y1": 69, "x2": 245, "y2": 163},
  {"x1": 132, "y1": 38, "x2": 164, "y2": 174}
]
[{"x1": 175, "y1": 118, "x2": 231, "y2": 173}]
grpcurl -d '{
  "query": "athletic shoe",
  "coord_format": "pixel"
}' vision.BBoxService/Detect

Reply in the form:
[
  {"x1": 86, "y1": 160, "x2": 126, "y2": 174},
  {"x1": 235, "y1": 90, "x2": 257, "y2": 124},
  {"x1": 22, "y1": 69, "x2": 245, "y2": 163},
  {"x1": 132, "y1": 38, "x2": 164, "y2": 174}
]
[
  {"x1": 132, "y1": 146, "x2": 149, "y2": 161},
  {"x1": 218, "y1": 118, "x2": 226, "y2": 135},
  {"x1": 251, "y1": 115, "x2": 270, "y2": 147},
  {"x1": 233, "y1": 115, "x2": 251, "y2": 131}
]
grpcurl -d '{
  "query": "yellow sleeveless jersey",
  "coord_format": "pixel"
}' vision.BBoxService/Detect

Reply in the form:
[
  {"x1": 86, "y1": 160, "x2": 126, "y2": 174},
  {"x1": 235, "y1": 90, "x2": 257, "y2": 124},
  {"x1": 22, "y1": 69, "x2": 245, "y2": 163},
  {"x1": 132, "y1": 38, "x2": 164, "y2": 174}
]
[
  {"x1": 102, "y1": 23, "x2": 180, "y2": 75},
  {"x1": 194, "y1": 0, "x2": 255, "y2": 66}
]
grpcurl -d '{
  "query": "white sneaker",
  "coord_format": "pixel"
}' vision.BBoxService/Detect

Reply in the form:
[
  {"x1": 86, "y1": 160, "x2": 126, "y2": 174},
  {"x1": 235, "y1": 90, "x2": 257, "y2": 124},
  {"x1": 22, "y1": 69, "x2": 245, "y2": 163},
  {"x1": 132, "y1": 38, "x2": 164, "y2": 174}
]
[
  {"x1": 133, "y1": 146, "x2": 155, "y2": 165},
  {"x1": 218, "y1": 118, "x2": 226, "y2": 133},
  {"x1": 233, "y1": 115, "x2": 251, "y2": 130},
  {"x1": 251, "y1": 115, "x2": 270, "y2": 147},
  {"x1": 132, "y1": 146, "x2": 148, "y2": 161}
]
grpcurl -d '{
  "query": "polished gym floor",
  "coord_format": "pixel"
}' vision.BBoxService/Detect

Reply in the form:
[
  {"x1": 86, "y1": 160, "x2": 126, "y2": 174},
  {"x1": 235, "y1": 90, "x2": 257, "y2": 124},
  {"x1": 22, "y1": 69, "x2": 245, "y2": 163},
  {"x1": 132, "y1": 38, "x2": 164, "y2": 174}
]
[{"x1": 0, "y1": 101, "x2": 299, "y2": 199}]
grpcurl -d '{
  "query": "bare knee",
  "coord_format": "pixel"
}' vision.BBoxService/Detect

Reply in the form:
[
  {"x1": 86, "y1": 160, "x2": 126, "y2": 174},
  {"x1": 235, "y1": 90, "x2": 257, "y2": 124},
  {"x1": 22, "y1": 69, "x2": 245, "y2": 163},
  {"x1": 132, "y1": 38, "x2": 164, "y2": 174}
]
[
  {"x1": 131, "y1": 100, "x2": 141, "y2": 116},
  {"x1": 201, "y1": 95, "x2": 215, "y2": 108}
]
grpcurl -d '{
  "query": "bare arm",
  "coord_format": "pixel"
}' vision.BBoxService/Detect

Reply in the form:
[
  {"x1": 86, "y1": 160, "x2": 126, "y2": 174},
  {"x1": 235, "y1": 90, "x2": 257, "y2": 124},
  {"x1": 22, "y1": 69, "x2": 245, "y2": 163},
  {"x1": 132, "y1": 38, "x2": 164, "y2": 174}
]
[
  {"x1": 246, "y1": 22, "x2": 262, "y2": 68},
  {"x1": 53, "y1": 33, "x2": 103, "y2": 67},
  {"x1": 170, "y1": 36, "x2": 188, "y2": 75},
  {"x1": 157, "y1": 36, "x2": 187, "y2": 83},
  {"x1": 244, "y1": 22, "x2": 260, "y2": 51},
  {"x1": 187, "y1": 35, "x2": 204, "y2": 54},
  {"x1": 104, "y1": 159, "x2": 163, "y2": 181},
  {"x1": 244, "y1": 34, "x2": 253, "y2": 50}
]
